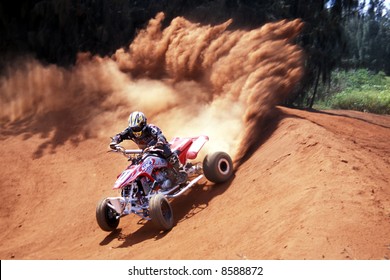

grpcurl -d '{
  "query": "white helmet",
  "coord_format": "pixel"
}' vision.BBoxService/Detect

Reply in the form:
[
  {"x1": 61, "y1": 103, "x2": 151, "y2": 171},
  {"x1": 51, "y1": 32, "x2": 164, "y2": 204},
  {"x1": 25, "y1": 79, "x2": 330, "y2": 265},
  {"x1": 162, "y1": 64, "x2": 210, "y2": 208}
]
[{"x1": 128, "y1": 111, "x2": 147, "y2": 138}]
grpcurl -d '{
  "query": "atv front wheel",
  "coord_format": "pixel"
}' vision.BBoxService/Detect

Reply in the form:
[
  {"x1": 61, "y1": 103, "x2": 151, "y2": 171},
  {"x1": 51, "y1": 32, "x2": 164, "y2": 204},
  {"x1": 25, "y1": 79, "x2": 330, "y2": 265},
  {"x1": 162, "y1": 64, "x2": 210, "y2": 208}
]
[
  {"x1": 203, "y1": 151, "x2": 233, "y2": 183},
  {"x1": 96, "y1": 198, "x2": 120, "y2": 232},
  {"x1": 149, "y1": 193, "x2": 174, "y2": 231}
]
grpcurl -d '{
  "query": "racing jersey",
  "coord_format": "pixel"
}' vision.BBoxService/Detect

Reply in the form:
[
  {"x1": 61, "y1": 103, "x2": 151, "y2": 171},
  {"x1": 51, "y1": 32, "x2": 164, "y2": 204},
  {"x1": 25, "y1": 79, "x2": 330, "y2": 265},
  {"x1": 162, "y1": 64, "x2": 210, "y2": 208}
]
[{"x1": 112, "y1": 124, "x2": 168, "y2": 150}]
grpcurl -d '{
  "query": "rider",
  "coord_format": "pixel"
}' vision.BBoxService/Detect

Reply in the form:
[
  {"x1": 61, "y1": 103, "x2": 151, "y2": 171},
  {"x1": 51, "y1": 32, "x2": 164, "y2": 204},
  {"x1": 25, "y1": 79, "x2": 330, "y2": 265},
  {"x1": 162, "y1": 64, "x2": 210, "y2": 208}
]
[{"x1": 109, "y1": 111, "x2": 187, "y2": 185}]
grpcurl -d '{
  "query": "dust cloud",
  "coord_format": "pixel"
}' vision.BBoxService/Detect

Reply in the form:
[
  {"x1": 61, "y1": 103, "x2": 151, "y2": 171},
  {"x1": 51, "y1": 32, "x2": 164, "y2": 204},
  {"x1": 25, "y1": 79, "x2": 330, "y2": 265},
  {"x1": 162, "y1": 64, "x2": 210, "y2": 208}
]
[{"x1": 0, "y1": 12, "x2": 304, "y2": 163}]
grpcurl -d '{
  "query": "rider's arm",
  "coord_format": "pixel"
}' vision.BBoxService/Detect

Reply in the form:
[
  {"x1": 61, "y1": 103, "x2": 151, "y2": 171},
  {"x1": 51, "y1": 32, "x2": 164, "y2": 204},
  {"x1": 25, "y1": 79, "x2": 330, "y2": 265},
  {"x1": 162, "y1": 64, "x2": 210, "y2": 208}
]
[
  {"x1": 110, "y1": 128, "x2": 132, "y2": 148},
  {"x1": 149, "y1": 125, "x2": 168, "y2": 145}
]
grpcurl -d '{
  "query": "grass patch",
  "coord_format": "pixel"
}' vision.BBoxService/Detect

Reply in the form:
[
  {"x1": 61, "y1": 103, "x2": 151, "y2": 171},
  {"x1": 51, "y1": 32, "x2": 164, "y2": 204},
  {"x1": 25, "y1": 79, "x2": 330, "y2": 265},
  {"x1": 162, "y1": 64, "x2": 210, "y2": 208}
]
[
  {"x1": 314, "y1": 69, "x2": 390, "y2": 114},
  {"x1": 329, "y1": 89, "x2": 390, "y2": 114}
]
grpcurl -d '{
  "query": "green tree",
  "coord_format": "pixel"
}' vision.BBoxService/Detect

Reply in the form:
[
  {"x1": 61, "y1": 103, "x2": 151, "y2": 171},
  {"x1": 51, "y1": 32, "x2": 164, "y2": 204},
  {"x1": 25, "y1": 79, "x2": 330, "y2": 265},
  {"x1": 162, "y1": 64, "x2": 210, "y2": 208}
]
[{"x1": 342, "y1": 0, "x2": 390, "y2": 74}]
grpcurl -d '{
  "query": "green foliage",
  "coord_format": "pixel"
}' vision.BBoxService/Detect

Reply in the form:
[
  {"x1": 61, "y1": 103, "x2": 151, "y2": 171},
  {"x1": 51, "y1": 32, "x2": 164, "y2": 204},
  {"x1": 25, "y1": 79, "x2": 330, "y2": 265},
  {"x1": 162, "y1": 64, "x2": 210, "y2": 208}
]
[
  {"x1": 332, "y1": 69, "x2": 387, "y2": 90},
  {"x1": 314, "y1": 69, "x2": 390, "y2": 114},
  {"x1": 330, "y1": 89, "x2": 390, "y2": 114}
]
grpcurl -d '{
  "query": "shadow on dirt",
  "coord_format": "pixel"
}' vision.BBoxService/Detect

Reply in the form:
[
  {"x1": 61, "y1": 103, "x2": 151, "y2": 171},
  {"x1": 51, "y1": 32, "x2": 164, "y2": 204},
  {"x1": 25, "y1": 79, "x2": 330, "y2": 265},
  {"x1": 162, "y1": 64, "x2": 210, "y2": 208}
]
[
  {"x1": 234, "y1": 107, "x2": 287, "y2": 169},
  {"x1": 0, "y1": 86, "x2": 113, "y2": 159},
  {"x1": 99, "y1": 229, "x2": 123, "y2": 246},
  {"x1": 172, "y1": 175, "x2": 236, "y2": 224},
  {"x1": 300, "y1": 107, "x2": 390, "y2": 129},
  {"x1": 1, "y1": 108, "x2": 94, "y2": 158}
]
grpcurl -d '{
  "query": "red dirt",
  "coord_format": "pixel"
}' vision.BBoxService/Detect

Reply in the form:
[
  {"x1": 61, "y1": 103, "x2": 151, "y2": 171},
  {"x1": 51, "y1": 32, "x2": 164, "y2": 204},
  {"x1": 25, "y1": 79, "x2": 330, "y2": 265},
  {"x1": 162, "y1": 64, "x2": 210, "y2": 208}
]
[{"x1": 0, "y1": 106, "x2": 389, "y2": 260}]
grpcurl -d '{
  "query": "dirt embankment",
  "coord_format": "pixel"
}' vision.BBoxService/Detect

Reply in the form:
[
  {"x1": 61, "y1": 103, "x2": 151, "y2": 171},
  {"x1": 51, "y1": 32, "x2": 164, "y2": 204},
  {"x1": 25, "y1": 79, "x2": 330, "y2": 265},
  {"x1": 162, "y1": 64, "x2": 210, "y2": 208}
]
[{"x1": 0, "y1": 106, "x2": 389, "y2": 260}]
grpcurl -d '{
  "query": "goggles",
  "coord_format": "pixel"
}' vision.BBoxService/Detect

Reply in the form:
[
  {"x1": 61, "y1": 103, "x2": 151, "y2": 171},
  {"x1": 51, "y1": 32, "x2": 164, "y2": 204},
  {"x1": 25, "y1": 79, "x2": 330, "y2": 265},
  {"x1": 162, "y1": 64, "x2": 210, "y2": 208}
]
[{"x1": 131, "y1": 126, "x2": 143, "y2": 132}]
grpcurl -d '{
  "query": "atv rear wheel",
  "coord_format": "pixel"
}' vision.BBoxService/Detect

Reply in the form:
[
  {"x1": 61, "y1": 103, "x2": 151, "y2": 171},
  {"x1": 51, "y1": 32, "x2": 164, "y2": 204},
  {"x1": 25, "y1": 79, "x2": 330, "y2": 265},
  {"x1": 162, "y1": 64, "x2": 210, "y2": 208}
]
[
  {"x1": 149, "y1": 193, "x2": 174, "y2": 231},
  {"x1": 96, "y1": 198, "x2": 120, "y2": 232},
  {"x1": 203, "y1": 151, "x2": 233, "y2": 183}
]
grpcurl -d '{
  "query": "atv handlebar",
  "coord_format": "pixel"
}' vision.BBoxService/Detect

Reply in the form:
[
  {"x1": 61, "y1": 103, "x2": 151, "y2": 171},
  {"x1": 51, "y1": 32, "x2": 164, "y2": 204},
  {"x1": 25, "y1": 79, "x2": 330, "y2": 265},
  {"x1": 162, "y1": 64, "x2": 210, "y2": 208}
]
[
  {"x1": 108, "y1": 144, "x2": 164, "y2": 161},
  {"x1": 108, "y1": 145, "x2": 143, "y2": 160}
]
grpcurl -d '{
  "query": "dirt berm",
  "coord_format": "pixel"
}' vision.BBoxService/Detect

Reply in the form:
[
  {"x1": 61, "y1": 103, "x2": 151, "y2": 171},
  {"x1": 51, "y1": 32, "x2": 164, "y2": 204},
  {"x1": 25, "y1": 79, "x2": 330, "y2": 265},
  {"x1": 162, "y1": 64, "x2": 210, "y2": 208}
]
[{"x1": 0, "y1": 106, "x2": 389, "y2": 260}]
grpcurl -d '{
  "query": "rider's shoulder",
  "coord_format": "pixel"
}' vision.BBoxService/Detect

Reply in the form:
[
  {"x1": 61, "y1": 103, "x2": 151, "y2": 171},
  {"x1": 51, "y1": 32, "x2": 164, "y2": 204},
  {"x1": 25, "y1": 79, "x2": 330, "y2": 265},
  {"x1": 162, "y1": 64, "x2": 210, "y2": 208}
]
[
  {"x1": 122, "y1": 127, "x2": 134, "y2": 138},
  {"x1": 147, "y1": 124, "x2": 162, "y2": 134}
]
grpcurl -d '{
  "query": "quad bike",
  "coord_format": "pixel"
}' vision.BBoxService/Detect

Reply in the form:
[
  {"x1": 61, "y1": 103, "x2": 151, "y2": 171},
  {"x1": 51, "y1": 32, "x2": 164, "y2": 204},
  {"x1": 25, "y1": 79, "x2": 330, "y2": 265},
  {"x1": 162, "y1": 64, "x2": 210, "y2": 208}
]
[{"x1": 96, "y1": 135, "x2": 234, "y2": 232}]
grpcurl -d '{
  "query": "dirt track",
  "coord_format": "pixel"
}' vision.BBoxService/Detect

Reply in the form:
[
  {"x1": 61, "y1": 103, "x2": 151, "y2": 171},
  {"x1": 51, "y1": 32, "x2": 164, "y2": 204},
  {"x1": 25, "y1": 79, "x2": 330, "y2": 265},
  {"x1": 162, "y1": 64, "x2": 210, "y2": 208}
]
[{"x1": 0, "y1": 106, "x2": 389, "y2": 260}]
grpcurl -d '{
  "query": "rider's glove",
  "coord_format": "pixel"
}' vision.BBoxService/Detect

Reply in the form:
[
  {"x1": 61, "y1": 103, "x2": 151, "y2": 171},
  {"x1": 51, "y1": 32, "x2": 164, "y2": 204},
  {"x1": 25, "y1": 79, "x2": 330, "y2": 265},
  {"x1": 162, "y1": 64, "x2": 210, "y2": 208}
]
[{"x1": 155, "y1": 140, "x2": 164, "y2": 148}]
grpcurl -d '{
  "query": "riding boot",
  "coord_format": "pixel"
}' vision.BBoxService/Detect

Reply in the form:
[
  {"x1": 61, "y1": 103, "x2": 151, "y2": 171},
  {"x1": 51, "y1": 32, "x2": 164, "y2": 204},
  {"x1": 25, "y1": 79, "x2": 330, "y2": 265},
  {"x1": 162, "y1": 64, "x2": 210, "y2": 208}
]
[{"x1": 169, "y1": 153, "x2": 188, "y2": 185}]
